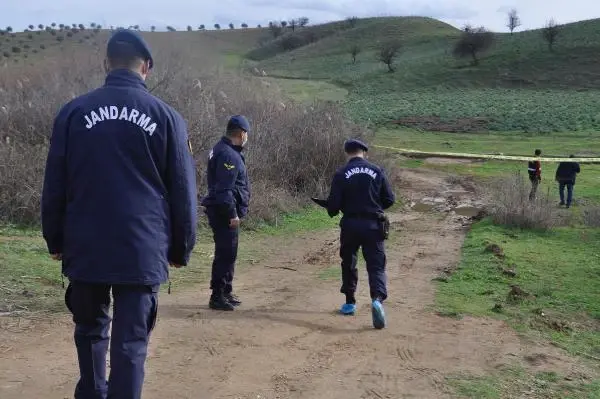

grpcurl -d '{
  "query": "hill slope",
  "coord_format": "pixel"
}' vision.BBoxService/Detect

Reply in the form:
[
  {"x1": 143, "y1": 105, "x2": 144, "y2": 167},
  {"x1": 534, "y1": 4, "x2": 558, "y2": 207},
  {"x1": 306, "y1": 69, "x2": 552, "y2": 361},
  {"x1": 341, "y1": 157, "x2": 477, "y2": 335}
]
[{"x1": 251, "y1": 17, "x2": 600, "y2": 133}]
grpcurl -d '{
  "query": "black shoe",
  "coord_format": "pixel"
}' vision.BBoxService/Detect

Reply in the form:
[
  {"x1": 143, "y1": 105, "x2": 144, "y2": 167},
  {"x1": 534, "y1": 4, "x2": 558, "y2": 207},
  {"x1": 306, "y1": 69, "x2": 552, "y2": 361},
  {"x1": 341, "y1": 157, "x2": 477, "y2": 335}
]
[
  {"x1": 559, "y1": 202, "x2": 565, "y2": 206},
  {"x1": 225, "y1": 293, "x2": 242, "y2": 307},
  {"x1": 209, "y1": 295, "x2": 235, "y2": 311}
]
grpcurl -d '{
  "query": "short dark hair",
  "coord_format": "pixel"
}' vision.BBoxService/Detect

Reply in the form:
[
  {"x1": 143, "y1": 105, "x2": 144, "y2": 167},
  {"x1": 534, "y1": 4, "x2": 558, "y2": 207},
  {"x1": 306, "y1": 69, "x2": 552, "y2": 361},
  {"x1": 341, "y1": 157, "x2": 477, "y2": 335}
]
[
  {"x1": 107, "y1": 40, "x2": 145, "y2": 69},
  {"x1": 534, "y1": 149, "x2": 542, "y2": 156}
]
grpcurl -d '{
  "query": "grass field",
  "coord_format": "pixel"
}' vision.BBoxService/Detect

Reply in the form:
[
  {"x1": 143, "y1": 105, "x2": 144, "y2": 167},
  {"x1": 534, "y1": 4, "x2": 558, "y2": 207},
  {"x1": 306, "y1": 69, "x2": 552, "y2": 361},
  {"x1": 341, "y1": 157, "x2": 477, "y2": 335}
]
[{"x1": 253, "y1": 17, "x2": 600, "y2": 132}]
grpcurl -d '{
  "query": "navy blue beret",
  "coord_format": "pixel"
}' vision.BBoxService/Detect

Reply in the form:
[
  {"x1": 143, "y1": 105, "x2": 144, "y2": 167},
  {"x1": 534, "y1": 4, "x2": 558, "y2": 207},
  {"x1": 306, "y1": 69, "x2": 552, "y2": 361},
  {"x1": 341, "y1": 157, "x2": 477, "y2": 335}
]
[
  {"x1": 107, "y1": 29, "x2": 154, "y2": 69},
  {"x1": 227, "y1": 115, "x2": 250, "y2": 133},
  {"x1": 344, "y1": 139, "x2": 368, "y2": 153}
]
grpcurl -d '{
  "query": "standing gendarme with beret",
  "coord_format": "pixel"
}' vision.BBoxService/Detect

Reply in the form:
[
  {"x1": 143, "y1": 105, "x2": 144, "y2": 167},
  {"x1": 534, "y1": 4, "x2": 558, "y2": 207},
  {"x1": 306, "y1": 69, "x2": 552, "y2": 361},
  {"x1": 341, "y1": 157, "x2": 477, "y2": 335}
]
[{"x1": 41, "y1": 28, "x2": 197, "y2": 398}]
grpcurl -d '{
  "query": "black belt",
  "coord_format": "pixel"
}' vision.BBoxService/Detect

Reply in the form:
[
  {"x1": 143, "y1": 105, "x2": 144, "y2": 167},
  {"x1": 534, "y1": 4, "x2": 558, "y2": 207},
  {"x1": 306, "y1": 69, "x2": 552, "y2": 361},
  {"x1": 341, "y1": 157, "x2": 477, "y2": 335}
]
[{"x1": 343, "y1": 213, "x2": 380, "y2": 220}]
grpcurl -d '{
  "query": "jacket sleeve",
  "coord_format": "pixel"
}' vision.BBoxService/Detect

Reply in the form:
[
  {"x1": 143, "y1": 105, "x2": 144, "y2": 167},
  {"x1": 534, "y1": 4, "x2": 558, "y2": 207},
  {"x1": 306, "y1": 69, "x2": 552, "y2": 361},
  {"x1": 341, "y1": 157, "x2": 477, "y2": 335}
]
[
  {"x1": 41, "y1": 105, "x2": 70, "y2": 255},
  {"x1": 212, "y1": 151, "x2": 240, "y2": 219},
  {"x1": 575, "y1": 163, "x2": 581, "y2": 173},
  {"x1": 165, "y1": 112, "x2": 198, "y2": 266},
  {"x1": 536, "y1": 161, "x2": 542, "y2": 178},
  {"x1": 326, "y1": 172, "x2": 343, "y2": 218},
  {"x1": 380, "y1": 169, "x2": 396, "y2": 210}
]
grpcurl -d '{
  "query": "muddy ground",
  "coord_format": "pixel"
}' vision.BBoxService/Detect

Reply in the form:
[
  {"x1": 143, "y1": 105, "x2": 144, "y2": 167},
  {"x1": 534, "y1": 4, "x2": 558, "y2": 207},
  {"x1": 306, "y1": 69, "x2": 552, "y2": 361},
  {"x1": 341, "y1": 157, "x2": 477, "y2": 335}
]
[{"x1": 0, "y1": 167, "x2": 592, "y2": 399}]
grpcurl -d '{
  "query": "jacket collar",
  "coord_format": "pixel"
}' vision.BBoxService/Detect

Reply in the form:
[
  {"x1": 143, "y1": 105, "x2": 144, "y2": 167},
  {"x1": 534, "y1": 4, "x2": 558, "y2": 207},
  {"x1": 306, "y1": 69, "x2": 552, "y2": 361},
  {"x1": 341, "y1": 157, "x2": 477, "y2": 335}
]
[
  {"x1": 104, "y1": 69, "x2": 148, "y2": 90},
  {"x1": 221, "y1": 136, "x2": 243, "y2": 153},
  {"x1": 348, "y1": 156, "x2": 365, "y2": 164}
]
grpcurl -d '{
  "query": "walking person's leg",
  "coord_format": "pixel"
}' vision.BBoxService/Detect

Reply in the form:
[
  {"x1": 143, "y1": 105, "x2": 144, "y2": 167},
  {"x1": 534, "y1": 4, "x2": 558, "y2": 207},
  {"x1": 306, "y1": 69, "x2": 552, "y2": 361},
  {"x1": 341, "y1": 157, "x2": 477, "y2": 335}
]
[
  {"x1": 361, "y1": 230, "x2": 388, "y2": 330},
  {"x1": 529, "y1": 178, "x2": 539, "y2": 201},
  {"x1": 559, "y1": 182, "x2": 566, "y2": 205},
  {"x1": 339, "y1": 225, "x2": 360, "y2": 315},
  {"x1": 567, "y1": 183, "x2": 574, "y2": 208},
  {"x1": 107, "y1": 285, "x2": 159, "y2": 399},
  {"x1": 65, "y1": 282, "x2": 111, "y2": 399}
]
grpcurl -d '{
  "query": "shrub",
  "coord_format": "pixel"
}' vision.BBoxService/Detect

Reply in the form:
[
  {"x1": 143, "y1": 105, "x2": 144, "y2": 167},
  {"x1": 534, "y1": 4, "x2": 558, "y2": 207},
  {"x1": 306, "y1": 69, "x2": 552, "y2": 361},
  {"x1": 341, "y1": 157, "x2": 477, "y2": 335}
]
[
  {"x1": 487, "y1": 173, "x2": 556, "y2": 230},
  {"x1": 11, "y1": 46, "x2": 21, "y2": 53},
  {"x1": 583, "y1": 206, "x2": 600, "y2": 227},
  {"x1": 0, "y1": 45, "x2": 371, "y2": 225}
]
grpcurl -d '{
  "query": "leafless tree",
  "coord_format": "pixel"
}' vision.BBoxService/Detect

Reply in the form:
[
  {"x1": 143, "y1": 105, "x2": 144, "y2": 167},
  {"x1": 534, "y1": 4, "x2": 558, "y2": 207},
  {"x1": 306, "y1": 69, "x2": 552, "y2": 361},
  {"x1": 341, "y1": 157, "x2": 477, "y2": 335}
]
[
  {"x1": 542, "y1": 18, "x2": 560, "y2": 51},
  {"x1": 350, "y1": 45, "x2": 361, "y2": 64},
  {"x1": 453, "y1": 26, "x2": 495, "y2": 65},
  {"x1": 378, "y1": 43, "x2": 401, "y2": 72},
  {"x1": 507, "y1": 9, "x2": 521, "y2": 35}
]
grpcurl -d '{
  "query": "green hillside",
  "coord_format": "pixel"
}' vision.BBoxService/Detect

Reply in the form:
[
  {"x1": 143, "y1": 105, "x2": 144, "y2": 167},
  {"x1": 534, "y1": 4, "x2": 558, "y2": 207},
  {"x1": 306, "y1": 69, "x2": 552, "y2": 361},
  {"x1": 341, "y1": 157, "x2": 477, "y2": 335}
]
[{"x1": 250, "y1": 17, "x2": 600, "y2": 133}]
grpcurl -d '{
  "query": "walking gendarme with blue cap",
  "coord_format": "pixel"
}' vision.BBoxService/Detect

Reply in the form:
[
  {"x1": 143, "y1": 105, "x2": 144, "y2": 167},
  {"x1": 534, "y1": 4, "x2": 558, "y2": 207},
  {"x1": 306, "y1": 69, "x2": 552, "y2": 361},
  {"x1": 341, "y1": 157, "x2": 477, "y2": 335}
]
[
  {"x1": 313, "y1": 138, "x2": 395, "y2": 329},
  {"x1": 41, "y1": 28, "x2": 197, "y2": 398}
]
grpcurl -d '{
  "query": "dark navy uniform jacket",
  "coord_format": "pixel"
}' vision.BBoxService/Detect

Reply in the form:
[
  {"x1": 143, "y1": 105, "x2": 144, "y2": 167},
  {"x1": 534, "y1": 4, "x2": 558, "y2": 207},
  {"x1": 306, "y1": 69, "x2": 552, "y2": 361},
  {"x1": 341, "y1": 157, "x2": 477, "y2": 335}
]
[
  {"x1": 555, "y1": 161, "x2": 581, "y2": 184},
  {"x1": 41, "y1": 69, "x2": 198, "y2": 285},
  {"x1": 327, "y1": 157, "x2": 395, "y2": 228},
  {"x1": 201, "y1": 137, "x2": 250, "y2": 219}
]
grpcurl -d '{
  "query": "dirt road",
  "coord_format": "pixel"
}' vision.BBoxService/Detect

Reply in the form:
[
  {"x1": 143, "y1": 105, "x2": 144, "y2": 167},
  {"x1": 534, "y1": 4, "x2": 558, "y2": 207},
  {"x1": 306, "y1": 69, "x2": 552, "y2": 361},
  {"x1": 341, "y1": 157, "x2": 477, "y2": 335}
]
[{"x1": 0, "y1": 168, "x2": 587, "y2": 398}]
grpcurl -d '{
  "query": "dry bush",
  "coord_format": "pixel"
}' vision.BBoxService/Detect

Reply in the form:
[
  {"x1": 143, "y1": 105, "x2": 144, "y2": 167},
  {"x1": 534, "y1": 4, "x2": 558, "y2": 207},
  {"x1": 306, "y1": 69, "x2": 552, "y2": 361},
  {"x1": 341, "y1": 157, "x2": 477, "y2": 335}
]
[
  {"x1": 0, "y1": 38, "x2": 369, "y2": 226},
  {"x1": 583, "y1": 206, "x2": 600, "y2": 227},
  {"x1": 487, "y1": 172, "x2": 557, "y2": 230}
]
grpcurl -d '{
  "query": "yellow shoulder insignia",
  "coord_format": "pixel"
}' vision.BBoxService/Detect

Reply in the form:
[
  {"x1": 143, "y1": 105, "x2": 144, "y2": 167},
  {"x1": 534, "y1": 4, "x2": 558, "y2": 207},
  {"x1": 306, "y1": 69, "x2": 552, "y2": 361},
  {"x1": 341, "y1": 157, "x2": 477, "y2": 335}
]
[{"x1": 224, "y1": 163, "x2": 235, "y2": 170}]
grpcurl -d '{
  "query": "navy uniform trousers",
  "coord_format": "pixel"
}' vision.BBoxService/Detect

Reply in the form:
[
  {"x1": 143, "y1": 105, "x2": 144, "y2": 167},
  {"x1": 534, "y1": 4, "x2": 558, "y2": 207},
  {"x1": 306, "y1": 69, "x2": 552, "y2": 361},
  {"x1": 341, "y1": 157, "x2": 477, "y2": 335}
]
[
  {"x1": 205, "y1": 208, "x2": 239, "y2": 295},
  {"x1": 65, "y1": 281, "x2": 159, "y2": 399},
  {"x1": 339, "y1": 218, "x2": 388, "y2": 301}
]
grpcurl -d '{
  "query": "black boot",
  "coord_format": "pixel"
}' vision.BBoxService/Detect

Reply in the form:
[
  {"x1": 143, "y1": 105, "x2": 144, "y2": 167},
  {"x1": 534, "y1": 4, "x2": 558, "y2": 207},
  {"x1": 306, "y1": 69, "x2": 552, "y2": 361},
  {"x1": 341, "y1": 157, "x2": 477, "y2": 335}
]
[
  {"x1": 209, "y1": 291, "x2": 235, "y2": 311},
  {"x1": 225, "y1": 293, "x2": 242, "y2": 307}
]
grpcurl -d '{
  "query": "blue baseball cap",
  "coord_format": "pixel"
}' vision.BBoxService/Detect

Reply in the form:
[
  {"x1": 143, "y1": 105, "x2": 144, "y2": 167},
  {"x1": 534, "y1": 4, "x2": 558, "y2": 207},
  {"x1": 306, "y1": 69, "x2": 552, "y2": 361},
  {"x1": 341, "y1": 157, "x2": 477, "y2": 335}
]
[
  {"x1": 344, "y1": 139, "x2": 368, "y2": 153},
  {"x1": 227, "y1": 115, "x2": 250, "y2": 133},
  {"x1": 107, "y1": 29, "x2": 154, "y2": 69}
]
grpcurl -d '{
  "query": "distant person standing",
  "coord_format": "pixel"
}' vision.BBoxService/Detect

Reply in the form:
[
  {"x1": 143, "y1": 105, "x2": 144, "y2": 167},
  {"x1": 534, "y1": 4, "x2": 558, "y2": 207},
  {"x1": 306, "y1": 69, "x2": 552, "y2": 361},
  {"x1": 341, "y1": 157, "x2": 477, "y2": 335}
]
[
  {"x1": 555, "y1": 155, "x2": 581, "y2": 208},
  {"x1": 201, "y1": 116, "x2": 251, "y2": 311},
  {"x1": 324, "y1": 139, "x2": 395, "y2": 329},
  {"x1": 41, "y1": 29, "x2": 198, "y2": 398},
  {"x1": 528, "y1": 149, "x2": 542, "y2": 200}
]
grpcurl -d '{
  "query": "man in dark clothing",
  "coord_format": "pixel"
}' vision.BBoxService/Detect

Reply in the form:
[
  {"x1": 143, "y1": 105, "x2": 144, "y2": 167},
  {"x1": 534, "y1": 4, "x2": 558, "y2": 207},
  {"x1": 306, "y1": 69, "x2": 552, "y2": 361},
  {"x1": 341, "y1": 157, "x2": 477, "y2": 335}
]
[
  {"x1": 201, "y1": 116, "x2": 251, "y2": 311},
  {"x1": 325, "y1": 139, "x2": 395, "y2": 329},
  {"x1": 528, "y1": 149, "x2": 542, "y2": 200},
  {"x1": 41, "y1": 29, "x2": 197, "y2": 399},
  {"x1": 555, "y1": 155, "x2": 581, "y2": 208}
]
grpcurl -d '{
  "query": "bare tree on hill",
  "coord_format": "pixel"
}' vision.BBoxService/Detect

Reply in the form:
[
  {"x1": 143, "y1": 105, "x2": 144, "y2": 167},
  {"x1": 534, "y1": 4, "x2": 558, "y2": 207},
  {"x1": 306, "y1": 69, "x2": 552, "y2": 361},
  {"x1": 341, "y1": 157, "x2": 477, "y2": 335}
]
[
  {"x1": 378, "y1": 42, "x2": 401, "y2": 72},
  {"x1": 38, "y1": 24, "x2": 44, "y2": 30},
  {"x1": 151, "y1": 26, "x2": 156, "y2": 32},
  {"x1": 347, "y1": 16, "x2": 359, "y2": 28},
  {"x1": 268, "y1": 21, "x2": 283, "y2": 38},
  {"x1": 229, "y1": 23, "x2": 235, "y2": 29},
  {"x1": 199, "y1": 25, "x2": 205, "y2": 30},
  {"x1": 299, "y1": 17, "x2": 309, "y2": 27},
  {"x1": 289, "y1": 19, "x2": 297, "y2": 31},
  {"x1": 281, "y1": 21, "x2": 288, "y2": 28},
  {"x1": 214, "y1": 24, "x2": 221, "y2": 30},
  {"x1": 350, "y1": 44, "x2": 361, "y2": 64},
  {"x1": 241, "y1": 23, "x2": 248, "y2": 28},
  {"x1": 453, "y1": 26, "x2": 495, "y2": 65},
  {"x1": 507, "y1": 9, "x2": 521, "y2": 35},
  {"x1": 187, "y1": 25, "x2": 193, "y2": 31},
  {"x1": 542, "y1": 19, "x2": 560, "y2": 51}
]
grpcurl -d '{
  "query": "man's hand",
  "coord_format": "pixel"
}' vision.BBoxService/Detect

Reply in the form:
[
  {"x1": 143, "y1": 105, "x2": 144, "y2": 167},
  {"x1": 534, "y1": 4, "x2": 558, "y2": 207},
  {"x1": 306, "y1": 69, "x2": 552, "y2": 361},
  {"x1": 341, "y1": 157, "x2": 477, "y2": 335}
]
[
  {"x1": 51, "y1": 253, "x2": 62, "y2": 261},
  {"x1": 229, "y1": 216, "x2": 240, "y2": 229}
]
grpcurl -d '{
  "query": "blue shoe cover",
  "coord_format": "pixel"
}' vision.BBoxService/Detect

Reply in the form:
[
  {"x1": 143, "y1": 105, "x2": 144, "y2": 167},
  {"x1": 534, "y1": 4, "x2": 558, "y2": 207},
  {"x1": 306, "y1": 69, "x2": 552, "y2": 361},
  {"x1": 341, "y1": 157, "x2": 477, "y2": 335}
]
[
  {"x1": 371, "y1": 300, "x2": 386, "y2": 329},
  {"x1": 340, "y1": 303, "x2": 356, "y2": 315}
]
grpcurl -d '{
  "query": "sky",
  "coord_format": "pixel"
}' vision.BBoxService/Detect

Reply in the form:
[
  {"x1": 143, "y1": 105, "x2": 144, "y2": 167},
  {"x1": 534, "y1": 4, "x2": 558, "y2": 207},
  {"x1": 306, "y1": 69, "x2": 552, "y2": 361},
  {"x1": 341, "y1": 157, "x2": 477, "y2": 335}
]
[{"x1": 1, "y1": 0, "x2": 599, "y2": 33}]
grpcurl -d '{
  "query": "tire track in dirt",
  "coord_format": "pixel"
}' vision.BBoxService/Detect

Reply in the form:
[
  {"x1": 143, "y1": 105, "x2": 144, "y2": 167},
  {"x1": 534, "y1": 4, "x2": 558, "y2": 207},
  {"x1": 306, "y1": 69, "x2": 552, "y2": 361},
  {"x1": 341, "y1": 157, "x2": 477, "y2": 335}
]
[{"x1": 0, "y1": 167, "x2": 596, "y2": 399}]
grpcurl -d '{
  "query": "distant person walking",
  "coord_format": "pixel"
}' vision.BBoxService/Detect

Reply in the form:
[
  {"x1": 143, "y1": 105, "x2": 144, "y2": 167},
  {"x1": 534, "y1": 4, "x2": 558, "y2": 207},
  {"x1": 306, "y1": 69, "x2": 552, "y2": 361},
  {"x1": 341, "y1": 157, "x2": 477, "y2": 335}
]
[
  {"x1": 528, "y1": 149, "x2": 542, "y2": 200},
  {"x1": 41, "y1": 29, "x2": 198, "y2": 398},
  {"x1": 555, "y1": 155, "x2": 581, "y2": 208}
]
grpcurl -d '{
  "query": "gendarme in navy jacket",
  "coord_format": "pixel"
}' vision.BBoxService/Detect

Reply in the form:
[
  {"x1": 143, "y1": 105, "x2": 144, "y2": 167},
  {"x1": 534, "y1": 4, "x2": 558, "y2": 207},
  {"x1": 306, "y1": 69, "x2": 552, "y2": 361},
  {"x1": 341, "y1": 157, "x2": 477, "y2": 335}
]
[
  {"x1": 41, "y1": 69, "x2": 198, "y2": 285},
  {"x1": 326, "y1": 157, "x2": 395, "y2": 224},
  {"x1": 200, "y1": 137, "x2": 250, "y2": 219}
]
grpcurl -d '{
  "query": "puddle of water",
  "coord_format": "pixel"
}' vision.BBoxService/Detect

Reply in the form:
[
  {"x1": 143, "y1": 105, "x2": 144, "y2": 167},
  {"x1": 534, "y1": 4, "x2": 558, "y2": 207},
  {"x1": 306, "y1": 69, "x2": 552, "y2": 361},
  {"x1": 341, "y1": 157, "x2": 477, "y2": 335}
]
[
  {"x1": 453, "y1": 206, "x2": 482, "y2": 217},
  {"x1": 412, "y1": 202, "x2": 435, "y2": 212}
]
